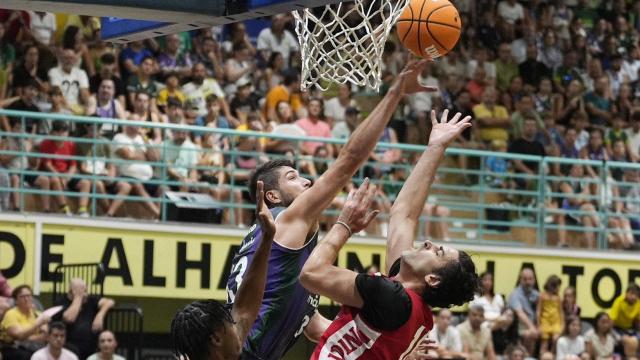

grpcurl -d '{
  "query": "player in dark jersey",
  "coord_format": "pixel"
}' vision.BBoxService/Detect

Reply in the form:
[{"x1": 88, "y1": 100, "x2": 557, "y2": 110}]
[
  {"x1": 226, "y1": 60, "x2": 440, "y2": 360},
  {"x1": 170, "y1": 182, "x2": 275, "y2": 360},
  {"x1": 300, "y1": 110, "x2": 481, "y2": 359}
]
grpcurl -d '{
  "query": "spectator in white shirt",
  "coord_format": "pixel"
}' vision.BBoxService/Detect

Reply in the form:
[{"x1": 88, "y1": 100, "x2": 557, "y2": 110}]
[
  {"x1": 428, "y1": 309, "x2": 465, "y2": 359},
  {"x1": 257, "y1": 14, "x2": 299, "y2": 67},
  {"x1": 30, "y1": 322, "x2": 78, "y2": 360},
  {"x1": 48, "y1": 49, "x2": 90, "y2": 114},
  {"x1": 182, "y1": 63, "x2": 234, "y2": 120},
  {"x1": 324, "y1": 84, "x2": 357, "y2": 127},
  {"x1": 26, "y1": 11, "x2": 56, "y2": 46},
  {"x1": 497, "y1": 0, "x2": 525, "y2": 25},
  {"x1": 556, "y1": 316, "x2": 587, "y2": 360},
  {"x1": 627, "y1": 111, "x2": 640, "y2": 160},
  {"x1": 86, "y1": 330, "x2": 126, "y2": 360},
  {"x1": 471, "y1": 272, "x2": 505, "y2": 325}
]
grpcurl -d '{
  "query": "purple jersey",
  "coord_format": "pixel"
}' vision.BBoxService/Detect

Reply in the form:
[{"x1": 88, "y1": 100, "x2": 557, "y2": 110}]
[{"x1": 226, "y1": 207, "x2": 319, "y2": 360}]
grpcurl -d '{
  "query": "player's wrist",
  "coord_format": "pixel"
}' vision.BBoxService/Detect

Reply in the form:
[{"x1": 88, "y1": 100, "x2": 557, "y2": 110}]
[{"x1": 334, "y1": 221, "x2": 352, "y2": 237}]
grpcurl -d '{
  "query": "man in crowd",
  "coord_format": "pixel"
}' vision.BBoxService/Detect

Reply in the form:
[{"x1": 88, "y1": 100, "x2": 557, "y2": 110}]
[
  {"x1": 457, "y1": 305, "x2": 496, "y2": 360},
  {"x1": 30, "y1": 322, "x2": 78, "y2": 360},
  {"x1": 48, "y1": 49, "x2": 90, "y2": 114},
  {"x1": 428, "y1": 309, "x2": 465, "y2": 359},
  {"x1": 608, "y1": 283, "x2": 639, "y2": 360},
  {"x1": 508, "y1": 268, "x2": 540, "y2": 354}
]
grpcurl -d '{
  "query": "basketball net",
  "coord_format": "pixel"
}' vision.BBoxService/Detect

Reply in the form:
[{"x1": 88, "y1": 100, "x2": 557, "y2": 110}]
[{"x1": 293, "y1": 0, "x2": 410, "y2": 91}]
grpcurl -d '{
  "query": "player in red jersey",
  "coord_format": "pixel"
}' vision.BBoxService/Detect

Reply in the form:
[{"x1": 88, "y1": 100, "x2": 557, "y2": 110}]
[{"x1": 300, "y1": 110, "x2": 481, "y2": 359}]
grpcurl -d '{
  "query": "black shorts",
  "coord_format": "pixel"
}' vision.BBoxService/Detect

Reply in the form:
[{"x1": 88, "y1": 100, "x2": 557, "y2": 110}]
[
  {"x1": 123, "y1": 176, "x2": 161, "y2": 196},
  {"x1": 105, "y1": 181, "x2": 120, "y2": 195},
  {"x1": 24, "y1": 173, "x2": 39, "y2": 186},
  {"x1": 66, "y1": 177, "x2": 84, "y2": 191}
]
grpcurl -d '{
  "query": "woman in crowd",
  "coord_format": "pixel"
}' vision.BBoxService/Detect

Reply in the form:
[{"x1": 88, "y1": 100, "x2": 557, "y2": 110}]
[
  {"x1": 471, "y1": 271, "x2": 505, "y2": 325},
  {"x1": 0, "y1": 285, "x2": 50, "y2": 360},
  {"x1": 584, "y1": 312, "x2": 616, "y2": 360},
  {"x1": 556, "y1": 316, "x2": 587, "y2": 360}
]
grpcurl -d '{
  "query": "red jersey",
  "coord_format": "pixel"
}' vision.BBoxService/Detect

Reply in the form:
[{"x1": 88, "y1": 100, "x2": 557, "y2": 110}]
[
  {"x1": 39, "y1": 139, "x2": 77, "y2": 173},
  {"x1": 311, "y1": 275, "x2": 433, "y2": 360}
]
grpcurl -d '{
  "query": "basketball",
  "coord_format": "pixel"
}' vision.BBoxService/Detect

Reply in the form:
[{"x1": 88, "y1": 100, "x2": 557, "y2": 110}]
[{"x1": 396, "y1": 0, "x2": 461, "y2": 59}]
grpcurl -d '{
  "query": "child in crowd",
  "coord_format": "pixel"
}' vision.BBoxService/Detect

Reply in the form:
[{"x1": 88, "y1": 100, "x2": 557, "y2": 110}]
[
  {"x1": 538, "y1": 275, "x2": 564, "y2": 354},
  {"x1": 556, "y1": 316, "x2": 586, "y2": 360}
]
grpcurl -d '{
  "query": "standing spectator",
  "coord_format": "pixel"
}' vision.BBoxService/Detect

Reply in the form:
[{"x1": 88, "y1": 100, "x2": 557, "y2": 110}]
[
  {"x1": 163, "y1": 123, "x2": 199, "y2": 192},
  {"x1": 126, "y1": 56, "x2": 161, "y2": 111},
  {"x1": 473, "y1": 87, "x2": 510, "y2": 144},
  {"x1": 157, "y1": 34, "x2": 192, "y2": 80},
  {"x1": 111, "y1": 122, "x2": 162, "y2": 218},
  {"x1": 519, "y1": 44, "x2": 552, "y2": 90},
  {"x1": 427, "y1": 309, "x2": 465, "y2": 359},
  {"x1": 585, "y1": 312, "x2": 616, "y2": 360},
  {"x1": 89, "y1": 53, "x2": 126, "y2": 107},
  {"x1": 608, "y1": 283, "x2": 640, "y2": 360},
  {"x1": 584, "y1": 76, "x2": 613, "y2": 129},
  {"x1": 508, "y1": 267, "x2": 540, "y2": 355},
  {"x1": 555, "y1": 316, "x2": 586, "y2": 360},
  {"x1": 0, "y1": 285, "x2": 50, "y2": 360},
  {"x1": 295, "y1": 98, "x2": 333, "y2": 157},
  {"x1": 494, "y1": 42, "x2": 520, "y2": 92},
  {"x1": 457, "y1": 304, "x2": 497, "y2": 360},
  {"x1": 324, "y1": 84, "x2": 357, "y2": 127},
  {"x1": 39, "y1": 122, "x2": 90, "y2": 216},
  {"x1": 223, "y1": 42, "x2": 254, "y2": 97},
  {"x1": 471, "y1": 272, "x2": 505, "y2": 325},
  {"x1": 537, "y1": 275, "x2": 564, "y2": 355},
  {"x1": 54, "y1": 278, "x2": 115, "y2": 360},
  {"x1": 30, "y1": 322, "x2": 78, "y2": 360},
  {"x1": 11, "y1": 45, "x2": 50, "y2": 96},
  {"x1": 48, "y1": 49, "x2": 90, "y2": 115},
  {"x1": 86, "y1": 330, "x2": 125, "y2": 360},
  {"x1": 257, "y1": 14, "x2": 299, "y2": 67},
  {"x1": 182, "y1": 63, "x2": 232, "y2": 120}
]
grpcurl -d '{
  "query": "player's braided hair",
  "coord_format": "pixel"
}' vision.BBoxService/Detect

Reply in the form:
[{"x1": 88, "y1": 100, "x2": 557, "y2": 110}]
[
  {"x1": 171, "y1": 300, "x2": 234, "y2": 360},
  {"x1": 422, "y1": 250, "x2": 481, "y2": 308}
]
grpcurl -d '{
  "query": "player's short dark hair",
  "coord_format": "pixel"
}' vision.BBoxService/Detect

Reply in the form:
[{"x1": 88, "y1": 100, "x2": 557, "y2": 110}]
[
  {"x1": 171, "y1": 300, "x2": 234, "y2": 360},
  {"x1": 422, "y1": 250, "x2": 480, "y2": 308},
  {"x1": 49, "y1": 321, "x2": 66, "y2": 334},
  {"x1": 248, "y1": 159, "x2": 294, "y2": 207}
]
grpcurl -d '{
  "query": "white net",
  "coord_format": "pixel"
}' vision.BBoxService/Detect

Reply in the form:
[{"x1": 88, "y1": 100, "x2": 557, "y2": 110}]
[{"x1": 293, "y1": 0, "x2": 410, "y2": 91}]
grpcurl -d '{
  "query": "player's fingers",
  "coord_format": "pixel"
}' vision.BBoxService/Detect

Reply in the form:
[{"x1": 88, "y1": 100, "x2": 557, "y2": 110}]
[
  {"x1": 449, "y1": 111, "x2": 462, "y2": 125},
  {"x1": 362, "y1": 184, "x2": 377, "y2": 211},
  {"x1": 456, "y1": 115, "x2": 472, "y2": 126},
  {"x1": 355, "y1": 178, "x2": 369, "y2": 202},
  {"x1": 430, "y1": 110, "x2": 437, "y2": 126},
  {"x1": 256, "y1": 181, "x2": 265, "y2": 212},
  {"x1": 364, "y1": 210, "x2": 380, "y2": 226},
  {"x1": 439, "y1": 109, "x2": 449, "y2": 124}
]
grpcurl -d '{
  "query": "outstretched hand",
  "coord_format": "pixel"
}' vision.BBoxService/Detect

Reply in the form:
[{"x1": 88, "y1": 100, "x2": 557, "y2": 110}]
[
  {"x1": 395, "y1": 59, "x2": 439, "y2": 95},
  {"x1": 255, "y1": 181, "x2": 276, "y2": 239},
  {"x1": 337, "y1": 178, "x2": 379, "y2": 234},
  {"x1": 405, "y1": 337, "x2": 438, "y2": 360},
  {"x1": 427, "y1": 109, "x2": 472, "y2": 148}
]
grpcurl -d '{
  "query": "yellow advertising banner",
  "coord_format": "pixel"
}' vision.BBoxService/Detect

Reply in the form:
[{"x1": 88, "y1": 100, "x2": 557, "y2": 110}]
[{"x1": 0, "y1": 216, "x2": 638, "y2": 317}]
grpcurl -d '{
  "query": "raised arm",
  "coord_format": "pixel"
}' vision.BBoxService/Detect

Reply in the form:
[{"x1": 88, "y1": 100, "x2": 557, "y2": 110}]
[
  {"x1": 232, "y1": 181, "x2": 276, "y2": 342},
  {"x1": 299, "y1": 179, "x2": 379, "y2": 307},
  {"x1": 277, "y1": 60, "x2": 437, "y2": 249},
  {"x1": 386, "y1": 110, "x2": 471, "y2": 273}
]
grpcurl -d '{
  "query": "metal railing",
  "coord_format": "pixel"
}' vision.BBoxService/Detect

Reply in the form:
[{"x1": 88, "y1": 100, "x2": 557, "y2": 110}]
[{"x1": 0, "y1": 108, "x2": 638, "y2": 250}]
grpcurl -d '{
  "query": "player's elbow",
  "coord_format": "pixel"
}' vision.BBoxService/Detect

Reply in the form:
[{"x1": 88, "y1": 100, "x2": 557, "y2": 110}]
[{"x1": 299, "y1": 266, "x2": 321, "y2": 293}]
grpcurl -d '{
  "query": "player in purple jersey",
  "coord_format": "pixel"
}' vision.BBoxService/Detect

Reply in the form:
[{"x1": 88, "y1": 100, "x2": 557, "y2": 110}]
[
  {"x1": 226, "y1": 60, "x2": 441, "y2": 360},
  {"x1": 170, "y1": 182, "x2": 275, "y2": 360}
]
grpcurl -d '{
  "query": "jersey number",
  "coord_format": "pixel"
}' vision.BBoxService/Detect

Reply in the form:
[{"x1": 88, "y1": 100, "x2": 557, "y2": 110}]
[
  {"x1": 227, "y1": 256, "x2": 248, "y2": 303},
  {"x1": 294, "y1": 315, "x2": 310, "y2": 338}
]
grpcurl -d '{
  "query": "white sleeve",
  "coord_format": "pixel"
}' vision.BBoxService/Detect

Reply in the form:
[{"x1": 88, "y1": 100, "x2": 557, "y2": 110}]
[
  {"x1": 79, "y1": 70, "x2": 89, "y2": 89},
  {"x1": 48, "y1": 68, "x2": 60, "y2": 86},
  {"x1": 49, "y1": 13, "x2": 57, "y2": 32},
  {"x1": 556, "y1": 337, "x2": 569, "y2": 360},
  {"x1": 286, "y1": 31, "x2": 299, "y2": 51},
  {"x1": 257, "y1": 30, "x2": 270, "y2": 50},
  {"x1": 451, "y1": 327, "x2": 463, "y2": 353}
]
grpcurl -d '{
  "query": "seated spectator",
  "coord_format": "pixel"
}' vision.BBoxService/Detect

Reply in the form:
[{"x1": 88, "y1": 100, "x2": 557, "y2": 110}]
[
  {"x1": 494, "y1": 42, "x2": 520, "y2": 92},
  {"x1": 156, "y1": 74, "x2": 186, "y2": 113},
  {"x1": 257, "y1": 51, "x2": 285, "y2": 94},
  {"x1": 163, "y1": 124, "x2": 199, "y2": 192},
  {"x1": 508, "y1": 117, "x2": 546, "y2": 191},
  {"x1": 427, "y1": 309, "x2": 465, "y2": 359},
  {"x1": 194, "y1": 94, "x2": 230, "y2": 145},
  {"x1": 423, "y1": 202, "x2": 451, "y2": 242},
  {"x1": 324, "y1": 84, "x2": 357, "y2": 127},
  {"x1": 556, "y1": 316, "x2": 587, "y2": 360},
  {"x1": 491, "y1": 308, "x2": 519, "y2": 356},
  {"x1": 466, "y1": 67, "x2": 488, "y2": 105},
  {"x1": 223, "y1": 42, "x2": 255, "y2": 97},
  {"x1": 48, "y1": 86, "x2": 73, "y2": 121},
  {"x1": 10, "y1": 45, "x2": 50, "y2": 96},
  {"x1": 562, "y1": 286, "x2": 581, "y2": 318},
  {"x1": 508, "y1": 267, "x2": 539, "y2": 355},
  {"x1": 473, "y1": 87, "x2": 510, "y2": 144},
  {"x1": 229, "y1": 78, "x2": 260, "y2": 125},
  {"x1": 608, "y1": 283, "x2": 640, "y2": 360},
  {"x1": 585, "y1": 312, "x2": 616, "y2": 360},
  {"x1": 457, "y1": 304, "x2": 496, "y2": 360},
  {"x1": 0, "y1": 285, "x2": 50, "y2": 360},
  {"x1": 191, "y1": 36, "x2": 224, "y2": 81},
  {"x1": 40, "y1": 122, "x2": 91, "y2": 216},
  {"x1": 112, "y1": 122, "x2": 163, "y2": 219},
  {"x1": 504, "y1": 344, "x2": 528, "y2": 360},
  {"x1": 606, "y1": 115, "x2": 636, "y2": 161},
  {"x1": 467, "y1": 47, "x2": 497, "y2": 82},
  {"x1": 519, "y1": 44, "x2": 551, "y2": 90},
  {"x1": 556, "y1": 80, "x2": 586, "y2": 128},
  {"x1": 86, "y1": 330, "x2": 125, "y2": 360},
  {"x1": 118, "y1": 41, "x2": 154, "y2": 83},
  {"x1": 257, "y1": 14, "x2": 299, "y2": 67},
  {"x1": 89, "y1": 53, "x2": 126, "y2": 107},
  {"x1": 156, "y1": 34, "x2": 192, "y2": 80},
  {"x1": 511, "y1": 95, "x2": 543, "y2": 140},
  {"x1": 581, "y1": 128, "x2": 608, "y2": 178},
  {"x1": 53, "y1": 278, "x2": 115, "y2": 359},
  {"x1": 2, "y1": 78, "x2": 43, "y2": 134},
  {"x1": 61, "y1": 25, "x2": 94, "y2": 77},
  {"x1": 126, "y1": 56, "x2": 161, "y2": 112},
  {"x1": 485, "y1": 140, "x2": 514, "y2": 190},
  {"x1": 88, "y1": 79, "x2": 127, "y2": 138},
  {"x1": 558, "y1": 164, "x2": 599, "y2": 248},
  {"x1": 560, "y1": 128, "x2": 581, "y2": 160},
  {"x1": 584, "y1": 76, "x2": 613, "y2": 129},
  {"x1": 30, "y1": 322, "x2": 78, "y2": 360},
  {"x1": 48, "y1": 49, "x2": 90, "y2": 115},
  {"x1": 533, "y1": 78, "x2": 554, "y2": 114},
  {"x1": 0, "y1": 271, "x2": 10, "y2": 321},
  {"x1": 497, "y1": 0, "x2": 524, "y2": 25},
  {"x1": 222, "y1": 22, "x2": 256, "y2": 57},
  {"x1": 627, "y1": 111, "x2": 640, "y2": 160},
  {"x1": 538, "y1": 275, "x2": 563, "y2": 355},
  {"x1": 129, "y1": 92, "x2": 162, "y2": 144},
  {"x1": 182, "y1": 62, "x2": 234, "y2": 121},
  {"x1": 610, "y1": 140, "x2": 633, "y2": 181},
  {"x1": 75, "y1": 123, "x2": 132, "y2": 217},
  {"x1": 471, "y1": 272, "x2": 505, "y2": 325},
  {"x1": 538, "y1": 30, "x2": 563, "y2": 70},
  {"x1": 408, "y1": 62, "x2": 441, "y2": 144},
  {"x1": 264, "y1": 72, "x2": 304, "y2": 122},
  {"x1": 295, "y1": 98, "x2": 333, "y2": 157}
]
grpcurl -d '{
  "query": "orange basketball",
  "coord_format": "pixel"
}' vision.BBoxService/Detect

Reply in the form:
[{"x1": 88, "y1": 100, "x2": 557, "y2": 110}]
[{"x1": 396, "y1": 0, "x2": 461, "y2": 59}]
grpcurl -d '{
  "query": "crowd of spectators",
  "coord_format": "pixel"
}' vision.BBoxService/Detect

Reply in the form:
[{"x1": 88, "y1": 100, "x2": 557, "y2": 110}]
[{"x1": 0, "y1": 0, "x2": 639, "y2": 246}]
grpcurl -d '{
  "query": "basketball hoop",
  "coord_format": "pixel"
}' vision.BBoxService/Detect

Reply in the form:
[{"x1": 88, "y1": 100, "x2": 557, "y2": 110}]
[{"x1": 293, "y1": 0, "x2": 410, "y2": 91}]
